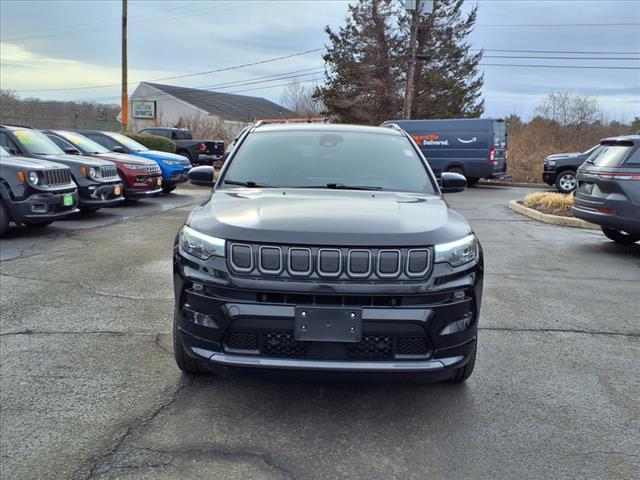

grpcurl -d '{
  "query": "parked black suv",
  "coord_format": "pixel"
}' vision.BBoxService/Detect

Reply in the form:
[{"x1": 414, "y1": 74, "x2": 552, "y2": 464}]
[
  {"x1": 173, "y1": 123, "x2": 483, "y2": 383},
  {"x1": 542, "y1": 144, "x2": 602, "y2": 193},
  {"x1": 0, "y1": 146, "x2": 78, "y2": 236},
  {"x1": 573, "y1": 135, "x2": 640, "y2": 244},
  {"x1": 0, "y1": 125, "x2": 124, "y2": 212},
  {"x1": 138, "y1": 127, "x2": 225, "y2": 165}
]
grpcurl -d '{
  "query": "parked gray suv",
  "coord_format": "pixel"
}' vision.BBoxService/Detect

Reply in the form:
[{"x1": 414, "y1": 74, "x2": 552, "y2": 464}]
[{"x1": 573, "y1": 135, "x2": 640, "y2": 244}]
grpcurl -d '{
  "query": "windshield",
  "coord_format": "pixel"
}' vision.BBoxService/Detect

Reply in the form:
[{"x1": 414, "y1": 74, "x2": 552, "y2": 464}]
[
  {"x1": 222, "y1": 131, "x2": 435, "y2": 193},
  {"x1": 105, "y1": 132, "x2": 149, "y2": 151},
  {"x1": 56, "y1": 131, "x2": 109, "y2": 154},
  {"x1": 587, "y1": 144, "x2": 633, "y2": 167},
  {"x1": 13, "y1": 129, "x2": 64, "y2": 155},
  {"x1": 0, "y1": 146, "x2": 9, "y2": 156}
]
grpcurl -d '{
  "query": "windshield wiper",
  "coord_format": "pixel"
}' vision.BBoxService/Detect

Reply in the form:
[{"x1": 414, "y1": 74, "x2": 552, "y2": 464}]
[{"x1": 223, "y1": 180, "x2": 276, "y2": 188}]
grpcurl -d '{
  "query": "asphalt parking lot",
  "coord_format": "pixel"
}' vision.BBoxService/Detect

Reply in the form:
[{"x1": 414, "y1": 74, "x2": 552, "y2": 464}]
[{"x1": 1, "y1": 184, "x2": 638, "y2": 480}]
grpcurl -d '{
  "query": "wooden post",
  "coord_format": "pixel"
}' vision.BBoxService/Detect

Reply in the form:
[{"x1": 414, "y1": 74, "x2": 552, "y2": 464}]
[{"x1": 121, "y1": 0, "x2": 128, "y2": 131}]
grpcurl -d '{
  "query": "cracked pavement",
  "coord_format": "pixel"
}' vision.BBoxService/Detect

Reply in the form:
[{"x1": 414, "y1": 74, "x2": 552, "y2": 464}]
[{"x1": 1, "y1": 185, "x2": 639, "y2": 480}]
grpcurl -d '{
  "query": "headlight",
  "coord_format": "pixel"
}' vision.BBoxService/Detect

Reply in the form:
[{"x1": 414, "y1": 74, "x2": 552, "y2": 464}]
[
  {"x1": 125, "y1": 163, "x2": 146, "y2": 170},
  {"x1": 87, "y1": 166, "x2": 102, "y2": 179},
  {"x1": 179, "y1": 226, "x2": 225, "y2": 260},
  {"x1": 27, "y1": 171, "x2": 40, "y2": 185},
  {"x1": 547, "y1": 160, "x2": 556, "y2": 167},
  {"x1": 434, "y1": 234, "x2": 478, "y2": 267},
  {"x1": 164, "y1": 160, "x2": 182, "y2": 166}
]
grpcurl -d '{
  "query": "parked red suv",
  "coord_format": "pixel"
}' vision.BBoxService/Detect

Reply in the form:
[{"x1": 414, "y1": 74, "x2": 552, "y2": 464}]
[{"x1": 43, "y1": 130, "x2": 163, "y2": 199}]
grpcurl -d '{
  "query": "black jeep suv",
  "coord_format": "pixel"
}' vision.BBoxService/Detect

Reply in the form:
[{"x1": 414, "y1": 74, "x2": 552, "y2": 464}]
[
  {"x1": 0, "y1": 146, "x2": 78, "y2": 236},
  {"x1": 173, "y1": 123, "x2": 483, "y2": 383},
  {"x1": 0, "y1": 125, "x2": 124, "y2": 212}
]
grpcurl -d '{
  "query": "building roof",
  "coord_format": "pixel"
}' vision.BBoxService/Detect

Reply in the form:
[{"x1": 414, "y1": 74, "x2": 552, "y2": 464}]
[{"x1": 142, "y1": 82, "x2": 296, "y2": 122}]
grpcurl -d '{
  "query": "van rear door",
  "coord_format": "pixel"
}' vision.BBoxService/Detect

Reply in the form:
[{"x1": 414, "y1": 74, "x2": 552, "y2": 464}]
[{"x1": 492, "y1": 120, "x2": 507, "y2": 174}]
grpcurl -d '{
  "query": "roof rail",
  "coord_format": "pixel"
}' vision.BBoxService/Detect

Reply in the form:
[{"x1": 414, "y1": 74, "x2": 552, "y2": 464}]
[
  {"x1": 381, "y1": 122, "x2": 405, "y2": 133},
  {"x1": 0, "y1": 124, "x2": 33, "y2": 129}
]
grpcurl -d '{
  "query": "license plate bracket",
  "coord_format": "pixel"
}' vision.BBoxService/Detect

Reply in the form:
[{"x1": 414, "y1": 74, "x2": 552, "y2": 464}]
[{"x1": 294, "y1": 307, "x2": 362, "y2": 342}]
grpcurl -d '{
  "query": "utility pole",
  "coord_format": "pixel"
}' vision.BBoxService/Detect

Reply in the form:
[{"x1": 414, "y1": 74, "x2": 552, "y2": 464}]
[
  {"x1": 403, "y1": 0, "x2": 433, "y2": 119},
  {"x1": 121, "y1": 0, "x2": 128, "y2": 131}
]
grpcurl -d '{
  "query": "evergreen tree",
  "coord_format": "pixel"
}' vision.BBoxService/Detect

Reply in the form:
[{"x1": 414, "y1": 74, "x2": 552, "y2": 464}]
[
  {"x1": 410, "y1": 0, "x2": 484, "y2": 119},
  {"x1": 317, "y1": 0, "x2": 485, "y2": 122},
  {"x1": 314, "y1": 0, "x2": 404, "y2": 124}
]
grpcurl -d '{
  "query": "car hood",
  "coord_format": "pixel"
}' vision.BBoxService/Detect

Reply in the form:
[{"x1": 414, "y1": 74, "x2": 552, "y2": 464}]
[
  {"x1": 94, "y1": 152, "x2": 155, "y2": 165},
  {"x1": 546, "y1": 152, "x2": 582, "y2": 160},
  {"x1": 187, "y1": 189, "x2": 472, "y2": 246},
  {"x1": 36, "y1": 153, "x2": 114, "y2": 167},
  {"x1": 136, "y1": 150, "x2": 190, "y2": 163},
  {"x1": 1, "y1": 155, "x2": 71, "y2": 170}
]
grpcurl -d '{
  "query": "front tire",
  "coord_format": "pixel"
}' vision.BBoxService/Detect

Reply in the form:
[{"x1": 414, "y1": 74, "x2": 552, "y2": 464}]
[
  {"x1": 0, "y1": 201, "x2": 10, "y2": 237},
  {"x1": 555, "y1": 169, "x2": 577, "y2": 194},
  {"x1": 467, "y1": 177, "x2": 480, "y2": 186},
  {"x1": 601, "y1": 227, "x2": 640, "y2": 245},
  {"x1": 173, "y1": 312, "x2": 209, "y2": 374},
  {"x1": 162, "y1": 185, "x2": 177, "y2": 194},
  {"x1": 449, "y1": 346, "x2": 476, "y2": 383},
  {"x1": 80, "y1": 206, "x2": 100, "y2": 213}
]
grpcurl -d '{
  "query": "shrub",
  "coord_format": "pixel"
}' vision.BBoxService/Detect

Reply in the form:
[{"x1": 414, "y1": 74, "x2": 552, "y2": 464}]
[
  {"x1": 523, "y1": 191, "x2": 574, "y2": 216},
  {"x1": 123, "y1": 132, "x2": 176, "y2": 153}
]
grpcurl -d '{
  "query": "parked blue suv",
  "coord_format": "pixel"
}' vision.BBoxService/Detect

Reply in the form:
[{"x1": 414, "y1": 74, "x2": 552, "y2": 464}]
[{"x1": 78, "y1": 130, "x2": 191, "y2": 193}]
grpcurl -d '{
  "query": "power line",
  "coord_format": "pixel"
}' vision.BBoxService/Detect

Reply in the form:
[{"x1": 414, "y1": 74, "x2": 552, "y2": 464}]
[
  {"x1": 475, "y1": 48, "x2": 640, "y2": 55},
  {"x1": 12, "y1": 48, "x2": 325, "y2": 93},
  {"x1": 479, "y1": 63, "x2": 640, "y2": 70},
  {"x1": 475, "y1": 22, "x2": 639, "y2": 27},
  {"x1": 482, "y1": 55, "x2": 640, "y2": 60}
]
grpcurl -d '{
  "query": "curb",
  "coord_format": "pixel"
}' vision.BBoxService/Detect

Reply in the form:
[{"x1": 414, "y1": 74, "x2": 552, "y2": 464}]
[
  {"x1": 508, "y1": 200, "x2": 598, "y2": 229},
  {"x1": 479, "y1": 181, "x2": 551, "y2": 189}
]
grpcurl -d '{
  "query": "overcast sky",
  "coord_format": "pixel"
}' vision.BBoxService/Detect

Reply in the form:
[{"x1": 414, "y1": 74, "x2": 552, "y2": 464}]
[{"x1": 1, "y1": 0, "x2": 639, "y2": 121}]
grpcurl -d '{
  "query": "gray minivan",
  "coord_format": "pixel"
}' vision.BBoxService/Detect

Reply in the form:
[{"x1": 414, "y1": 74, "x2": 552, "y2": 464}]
[
  {"x1": 573, "y1": 135, "x2": 640, "y2": 244},
  {"x1": 382, "y1": 118, "x2": 509, "y2": 185}
]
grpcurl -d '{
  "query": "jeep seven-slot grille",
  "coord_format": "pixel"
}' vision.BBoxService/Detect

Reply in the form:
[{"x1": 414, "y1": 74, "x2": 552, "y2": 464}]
[
  {"x1": 223, "y1": 330, "x2": 431, "y2": 360},
  {"x1": 228, "y1": 243, "x2": 432, "y2": 280},
  {"x1": 43, "y1": 168, "x2": 73, "y2": 187},
  {"x1": 100, "y1": 164, "x2": 119, "y2": 180},
  {"x1": 146, "y1": 164, "x2": 161, "y2": 175}
]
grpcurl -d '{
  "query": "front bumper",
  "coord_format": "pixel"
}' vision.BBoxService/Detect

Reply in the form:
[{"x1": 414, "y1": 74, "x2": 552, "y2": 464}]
[
  {"x1": 9, "y1": 190, "x2": 79, "y2": 222},
  {"x1": 542, "y1": 171, "x2": 556, "y2": 185},
  {"x1": 165, "y1": 169, "x2": 190, "y2": 185},
  {"x1": 174, "y1": 249, "x2": 483, "y2": 377},
  {"x1": 124, "y1": 176, "x2": 163, "y2": 198},
  {"x1": 78, "y1": 182, "x2": 124, "y2": 207}
]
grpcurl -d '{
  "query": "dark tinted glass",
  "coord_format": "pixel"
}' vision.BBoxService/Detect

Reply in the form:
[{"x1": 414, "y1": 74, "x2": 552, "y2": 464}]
[
  {"x1": 224, "y1": 131, "x2": 435, "y2": 193},
  {"x1": 588, "y1": 144, "x2": 633, "y2": 167}
]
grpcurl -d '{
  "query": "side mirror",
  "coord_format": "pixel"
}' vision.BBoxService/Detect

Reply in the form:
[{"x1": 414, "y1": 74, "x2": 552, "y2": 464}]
[
  {"x1": 440, "y1": 172, "x2": 467, "y2": 193},
  {"x1": 111, "y1": 146, "x2": 126, "y2": 154},
  {"x1": 189, "y1": 165, "x2": 216, "y2": 187},
  {"x1": 64, "y1": 148, "x2": 81, "y2": 155}
]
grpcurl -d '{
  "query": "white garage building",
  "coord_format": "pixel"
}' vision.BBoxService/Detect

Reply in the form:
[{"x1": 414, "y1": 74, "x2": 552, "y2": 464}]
[{"x1": 126, "y1": 82, "x2": 295, "y2": 131}]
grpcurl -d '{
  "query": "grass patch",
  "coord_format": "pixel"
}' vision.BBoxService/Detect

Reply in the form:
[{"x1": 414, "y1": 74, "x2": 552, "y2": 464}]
[{"x1": 522, "y1": 191, "x2": 574, "y2": 217}]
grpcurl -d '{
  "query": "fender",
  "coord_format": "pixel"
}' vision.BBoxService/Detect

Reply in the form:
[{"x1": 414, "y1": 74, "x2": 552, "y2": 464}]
[{"x1": 0, "y1": 180, "x2": 20, "y2": 221}]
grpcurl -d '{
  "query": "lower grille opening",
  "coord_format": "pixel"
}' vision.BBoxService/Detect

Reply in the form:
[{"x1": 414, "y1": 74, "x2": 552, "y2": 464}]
[{"x1": 223, "y1": 330, "x2": 431, "y2": 361}]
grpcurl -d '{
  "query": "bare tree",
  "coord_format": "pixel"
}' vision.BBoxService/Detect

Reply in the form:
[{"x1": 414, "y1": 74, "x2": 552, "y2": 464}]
[
  {"x1": 280, "y1": 81, "x2": 324, "y2": 116},
  {"x1": 535, "y1": 91, "x2": 602, "y2": 127}
]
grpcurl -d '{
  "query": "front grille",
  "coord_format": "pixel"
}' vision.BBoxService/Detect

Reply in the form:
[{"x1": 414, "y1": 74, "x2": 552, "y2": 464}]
[
  {"x1": 228, "y1": 243, "x2": 433, "y2": 281},
  {"x1": 223, "y1": 330, "x2": 431, "y2": 361},
  {"x1": 346, "y1": 336, "x2": 393, "y2": 360},
  {"x1": 100, "y1": 164, "x2": 119, "y2": 180},
  {"x1": 43, "y1": 168, "x2": 73, "y2": 187},
  {"x1": 146, "y1": 163, "x2": 161, "y2": 175}
]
